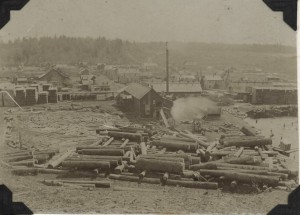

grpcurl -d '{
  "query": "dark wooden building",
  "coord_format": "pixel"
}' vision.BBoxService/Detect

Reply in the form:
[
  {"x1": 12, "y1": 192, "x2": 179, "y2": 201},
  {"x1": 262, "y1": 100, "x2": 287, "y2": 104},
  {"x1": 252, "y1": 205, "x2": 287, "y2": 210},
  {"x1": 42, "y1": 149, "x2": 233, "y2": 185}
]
[
  {"x1": 116, "y1": 83, "x2": 173, "y2": 118},
  {"x1": 38, "y1": 68, "x2": 70, "y2": 87}
]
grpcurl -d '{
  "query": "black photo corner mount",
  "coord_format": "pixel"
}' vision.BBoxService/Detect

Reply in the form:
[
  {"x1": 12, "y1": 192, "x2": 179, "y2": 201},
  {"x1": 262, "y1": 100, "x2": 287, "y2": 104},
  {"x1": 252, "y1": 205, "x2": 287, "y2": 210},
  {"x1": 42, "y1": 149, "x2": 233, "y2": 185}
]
[
  {"x1": 263, "y1": 0, "x2": 298, "y2": 31},
  {"x1": 0, "y1": 184, "x2": 33, "y2": 215},
  {"x1": 0, "y1": 0, "x2": 30, "y2": 29},
  {"x1": 268, "y1": 185, "x2": 300, "y2": 215}
]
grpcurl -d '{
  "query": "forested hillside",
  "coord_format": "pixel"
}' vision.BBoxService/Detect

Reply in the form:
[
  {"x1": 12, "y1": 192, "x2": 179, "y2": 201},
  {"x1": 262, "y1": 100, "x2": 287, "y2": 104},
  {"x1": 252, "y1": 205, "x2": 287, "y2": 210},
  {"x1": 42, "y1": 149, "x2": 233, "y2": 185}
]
[{"x1": 0, "y1": 36, "x2": 296, "y2": 79}]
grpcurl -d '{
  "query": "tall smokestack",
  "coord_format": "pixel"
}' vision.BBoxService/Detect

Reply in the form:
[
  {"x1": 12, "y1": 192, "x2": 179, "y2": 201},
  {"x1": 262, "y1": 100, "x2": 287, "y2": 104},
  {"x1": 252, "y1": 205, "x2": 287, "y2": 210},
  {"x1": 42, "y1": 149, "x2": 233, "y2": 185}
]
[{"x1": 166, "y1": 42, "x2": 169, "y2": 93}]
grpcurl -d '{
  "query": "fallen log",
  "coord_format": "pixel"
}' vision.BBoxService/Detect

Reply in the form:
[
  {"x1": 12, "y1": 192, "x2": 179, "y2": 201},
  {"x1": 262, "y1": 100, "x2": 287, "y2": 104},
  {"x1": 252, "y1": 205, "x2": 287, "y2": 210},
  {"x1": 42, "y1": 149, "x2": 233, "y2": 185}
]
[
  {"x1": 34, "y1": 154, "x2": 50, "y2": 164},
  {"x1": 190, "y1": 163, "x2": 218, "y2": 170},
  {"x1": 140, "y1": 153, "x2": 191, "y2": 164},
  {"x1": 190, "y1": 156, "x2": 201, "y2": 165},
  {"x1": 161, "y1": 135, "x2": 197, "y2": 143},
  {"x1": 71, "y1": 155, "x2": 123, "y2": 164},
  {"x1": 256, "y1": 147, "x2": 265, "y2": 161},
  {"x1": 152, "y1": 140, "x2": 197, "y2": 152},
  {"x1": 212, "y1": 162, "x2": 272, "y2": 171},
  {"x1": 3, "y1": 151, "x2": 32, "y2": 157},
  {"x1": 113, "y1": 186, "x2": 158, "y2": 192},
  {"x1": 211, "y1": 150, "x2": 278, "y2": 157},
  {"x1": 48, "y1": 150, "x2": 74, "y2": 169},
  {"x1": 223, "y1": 138, "x2": 272, "y2": 147},
  {"x1": 61, "y1": 160, "x2": 110, "y2": 170},
  {"x1": 5, "y1": 150, "x2": 32, "y2": 156},
  {"x1": 158, "y1": 148, "x2": 166, "y2": 154},
  {"x1": 11, "y1": 167, "x2": 38, "y2": 175},
  {"x1": 34, "y1": 149, "x2": 59, "y2": 157},
  {"x1": 109, "y1": 174, "x2": 161, "y2": 184},
  {"x1": 44, "y1": 179, "x2": 111, "y2": 188},
  {"x1": 106, "y1": 131, "x2": 142, "y2": 142},
  {"x1": 66, "y1": 158, "x2": 118, "y2": 168},
  {"x1": 224, "y1": 156, "x2": 262, "y2": 165},
  {"x1": 10, "y1": 160, "x2": 34, "y2": 167},
  {"x1": 178, "y1": 131, "x2": 209, "y2": 148},
  {"x1": 78, "y1": 149, "x2": 124, "y2": 156},
  {"x1": 76, "y1": 146, "x2": 134, "y2": 152},
  {"x1": 102, "y1": 137, "x2": 114, "y2": 147},
  {"x1": 5, "y1": 155, "x2": 33, "y2": 162},
  {"x1": 240, "y1": 126, "x2": 257, "y2": 136},
  {"x1": 120, "y1": 139, "x2": 129, "y2": 148},
  {"x1": 166, "y1": 179, "x2": 218, "y2": 189},
  {"x1": 138, "y1": 155, "x2": 185, "y2": 163},
  {"x1": 218, "y1": 167, "x2": 288, "y2": 180},
  {"x1": 135, "y1": 158, "x2": 184, "y2": 174},
  {"x1": 109, "y1": 174, "x2": 217, "y2": 189},
  {"x1": 199, "y1": 169, "x2": 280, "y2": 186}
]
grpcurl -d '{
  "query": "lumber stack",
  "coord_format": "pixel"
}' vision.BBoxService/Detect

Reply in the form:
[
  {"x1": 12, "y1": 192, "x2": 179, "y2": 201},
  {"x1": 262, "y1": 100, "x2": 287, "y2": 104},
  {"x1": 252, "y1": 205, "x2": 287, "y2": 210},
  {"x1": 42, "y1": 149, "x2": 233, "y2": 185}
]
[
  {"x1": 37, "y1": 91, "x2": 49, "y2": 104},
  {"x1": 15, "y1": 88, "x2": 26, "y2": 106},
  {"x1": 48, "y1": 87, "x2": 58, "y2": 103},
  {"x1": 25, "y1": 88, "x2": 37, "y2": 106}
]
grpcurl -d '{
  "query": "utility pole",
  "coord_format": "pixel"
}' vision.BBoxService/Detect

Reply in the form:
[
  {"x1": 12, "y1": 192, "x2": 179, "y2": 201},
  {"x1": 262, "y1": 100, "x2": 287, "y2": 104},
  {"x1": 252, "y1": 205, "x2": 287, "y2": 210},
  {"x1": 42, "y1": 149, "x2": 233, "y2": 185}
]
[{"x1": 166, "y1": 42, "x2": 169, "y2": 93}]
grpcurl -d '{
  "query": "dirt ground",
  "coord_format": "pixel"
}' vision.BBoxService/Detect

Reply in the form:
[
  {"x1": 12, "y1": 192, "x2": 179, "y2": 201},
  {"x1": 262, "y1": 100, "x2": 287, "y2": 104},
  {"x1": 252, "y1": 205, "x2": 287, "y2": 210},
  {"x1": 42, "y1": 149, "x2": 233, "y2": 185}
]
[{"x1": 0, "y1": 101, "x2": 296, "y2": 214}]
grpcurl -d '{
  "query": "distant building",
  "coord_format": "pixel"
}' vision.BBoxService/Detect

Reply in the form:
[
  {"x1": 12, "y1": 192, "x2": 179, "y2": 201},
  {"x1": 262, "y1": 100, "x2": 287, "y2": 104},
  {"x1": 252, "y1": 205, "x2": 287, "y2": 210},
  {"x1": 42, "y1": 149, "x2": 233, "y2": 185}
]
[
  {"x1": 116, "y1": 83, "x2": 173, "y2": 118},
  {"x1": 151, "y1": 82, "x2": 202, "y2": 98},
  {"x1": 251, "y1": 86, "x2": 297, "y2": 105},
  {"x1": 80, "y1": 75, "x2": 96, "y2": 85},
  {"x1": 15, "y1": 77, "x2": 28, "y2": 85},
  {"x1": 38, "y1": 68, "x2": 71, "y2": 87},
  {"x1": 201, "y1": 75, "x2": 223, "y2": 90},
  {"x1": 228, "y1": 81, "x2": 271, "y2": 93}
]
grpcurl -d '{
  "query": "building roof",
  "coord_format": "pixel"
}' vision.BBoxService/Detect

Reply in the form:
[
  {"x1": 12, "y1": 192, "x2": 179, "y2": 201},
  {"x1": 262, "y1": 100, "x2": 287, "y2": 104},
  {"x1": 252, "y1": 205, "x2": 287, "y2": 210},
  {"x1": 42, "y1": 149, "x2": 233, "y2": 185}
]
[
  {"x1": 151, "y1": 82, "x2": 202, "y2": 93},
  {"x1": 17, "y1": 78, "x2": 28, "y2": 82},
  {"x1": 38, "y1": 68, "x2": 69, "y2": 79},
  {"x1": 121, "y1": 83, "x2": 152, "y2": 100},
  {"x1": 203, "y1": 75, "x2": 222, "y2": 81}
]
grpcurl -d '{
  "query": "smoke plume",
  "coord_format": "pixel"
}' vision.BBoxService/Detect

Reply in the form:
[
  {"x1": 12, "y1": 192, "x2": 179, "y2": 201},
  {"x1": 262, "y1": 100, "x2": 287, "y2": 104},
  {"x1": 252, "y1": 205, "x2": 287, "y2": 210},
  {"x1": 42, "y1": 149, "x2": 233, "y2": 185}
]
[{"x1": 171, "y1": 96, "x2": 216, "y2": 121}]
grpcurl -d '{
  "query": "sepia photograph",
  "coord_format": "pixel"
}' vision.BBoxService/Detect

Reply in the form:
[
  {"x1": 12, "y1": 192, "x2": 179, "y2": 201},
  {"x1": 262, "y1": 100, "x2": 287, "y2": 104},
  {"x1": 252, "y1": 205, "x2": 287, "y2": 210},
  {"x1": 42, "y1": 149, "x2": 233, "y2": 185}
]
[{"x1": 0, "y1": 0, "x2": 298, "y2": 214}]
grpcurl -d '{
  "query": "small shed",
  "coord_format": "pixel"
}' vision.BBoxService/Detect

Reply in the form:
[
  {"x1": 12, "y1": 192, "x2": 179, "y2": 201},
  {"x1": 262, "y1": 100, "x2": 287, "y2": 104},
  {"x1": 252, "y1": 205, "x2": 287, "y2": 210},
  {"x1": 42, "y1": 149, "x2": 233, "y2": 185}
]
[{"x1": 116, "y1": 83, "x2": 173, "y2": 118}]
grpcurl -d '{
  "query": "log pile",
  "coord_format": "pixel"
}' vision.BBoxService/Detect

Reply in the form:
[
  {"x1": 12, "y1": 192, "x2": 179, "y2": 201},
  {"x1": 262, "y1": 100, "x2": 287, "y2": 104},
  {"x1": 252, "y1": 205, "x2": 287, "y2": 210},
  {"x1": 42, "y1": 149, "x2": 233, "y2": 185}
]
[{"x1": 4, "y1": 121, "x2": 297, "y2": 192}]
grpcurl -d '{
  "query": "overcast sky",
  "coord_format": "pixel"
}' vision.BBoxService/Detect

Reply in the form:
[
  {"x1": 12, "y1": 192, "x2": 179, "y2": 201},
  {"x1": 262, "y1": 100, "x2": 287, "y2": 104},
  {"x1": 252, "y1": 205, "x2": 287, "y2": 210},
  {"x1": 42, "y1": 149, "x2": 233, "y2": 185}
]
[{"x1": 0, "y1": 0, "x2": 296, "y2": 46}]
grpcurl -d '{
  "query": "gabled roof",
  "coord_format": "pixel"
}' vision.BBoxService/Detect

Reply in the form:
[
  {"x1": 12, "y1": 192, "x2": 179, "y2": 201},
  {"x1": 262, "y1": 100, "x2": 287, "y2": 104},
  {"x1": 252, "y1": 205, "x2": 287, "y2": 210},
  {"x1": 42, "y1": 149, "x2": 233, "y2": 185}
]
[
  {"x1": 121, "y1": 83, "x2": 152, "y2": 100},
  {"x1": 38, "y1": 68, "x2": 69, "y2": 79}
]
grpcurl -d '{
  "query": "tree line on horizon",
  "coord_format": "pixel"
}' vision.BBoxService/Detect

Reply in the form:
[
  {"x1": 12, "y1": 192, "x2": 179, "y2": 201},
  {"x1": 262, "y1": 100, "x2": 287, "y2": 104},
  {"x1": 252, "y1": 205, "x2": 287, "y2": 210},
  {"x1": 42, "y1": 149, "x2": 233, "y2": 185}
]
[{"x1": 0, "y1": 36, "x2": 295, "y2": 68}]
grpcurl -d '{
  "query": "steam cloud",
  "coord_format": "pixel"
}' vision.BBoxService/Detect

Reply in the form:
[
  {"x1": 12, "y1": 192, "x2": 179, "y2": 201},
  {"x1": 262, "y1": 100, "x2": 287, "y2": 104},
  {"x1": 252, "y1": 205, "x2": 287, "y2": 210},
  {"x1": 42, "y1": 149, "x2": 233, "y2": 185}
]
[{"x1": 171, "y1": 96, "x2": 216, "y2": 121}]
